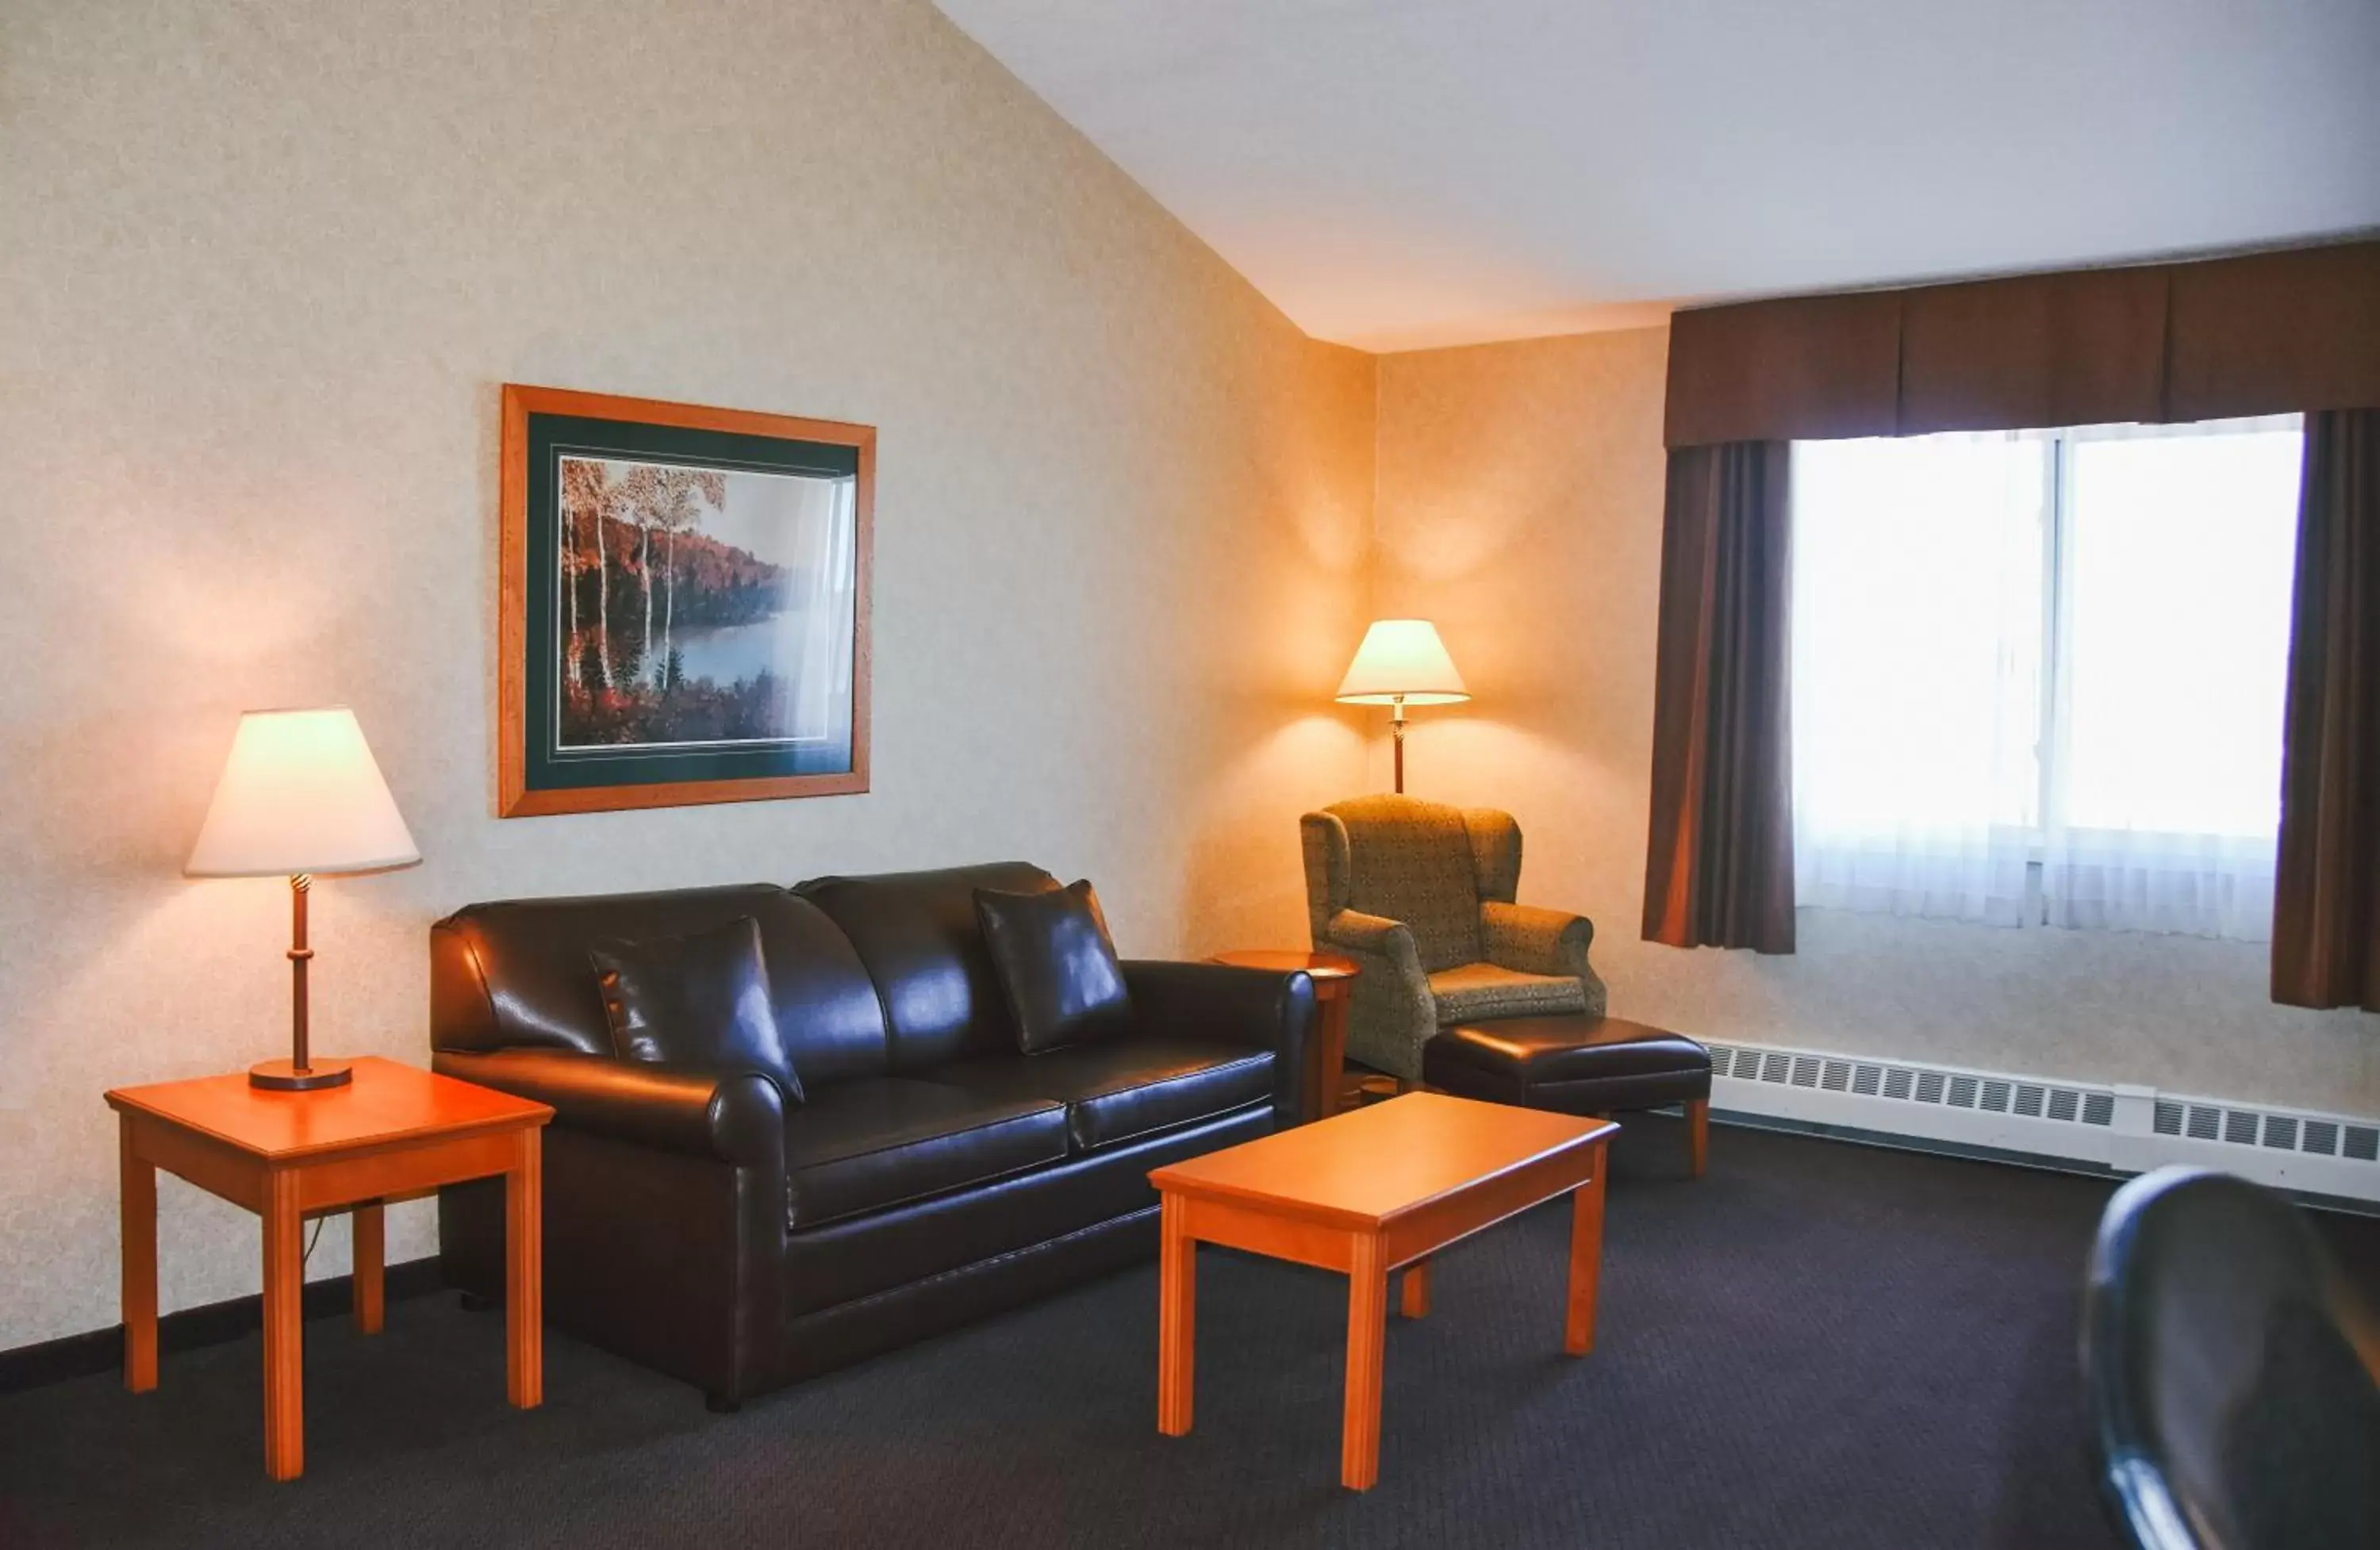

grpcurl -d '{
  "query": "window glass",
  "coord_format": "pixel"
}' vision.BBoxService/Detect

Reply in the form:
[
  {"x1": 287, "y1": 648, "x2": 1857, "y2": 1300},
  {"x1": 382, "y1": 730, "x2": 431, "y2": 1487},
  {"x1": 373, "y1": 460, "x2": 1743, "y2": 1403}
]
[{"x1": 2058, "y1": 425, "x2": 2303, "y2": 839}]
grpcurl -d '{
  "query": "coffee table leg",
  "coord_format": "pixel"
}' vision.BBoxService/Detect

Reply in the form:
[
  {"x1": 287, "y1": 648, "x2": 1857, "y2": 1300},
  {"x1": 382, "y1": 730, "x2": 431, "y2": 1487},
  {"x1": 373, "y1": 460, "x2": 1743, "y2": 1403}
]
[
  {"x1": 506, "y1": 1129, "x2": 543, "y2": 1410},
  {"x1": 120, "y1": 1118, "x2": 158, "y2": 1395},
  {"x1": 1565, "y1": 1141, "x2": 1608, "y2": 1356},
  {"x1": 262, "y1": 1168, "x2": 305, "y2": 1481},
  {"x1": 352, "y1": 1203, "x2": 385, "y2": 1334},
  {"x1": 1342, "y1": 1233, "x2": 1387, "y2": 1490},
  {"x1": 1399, "y1": 1258, "x2": 1431, "y2": 1319},
  {"x1": 1157, "y1": 1192, "x2": 1196, "y2": 1436}
]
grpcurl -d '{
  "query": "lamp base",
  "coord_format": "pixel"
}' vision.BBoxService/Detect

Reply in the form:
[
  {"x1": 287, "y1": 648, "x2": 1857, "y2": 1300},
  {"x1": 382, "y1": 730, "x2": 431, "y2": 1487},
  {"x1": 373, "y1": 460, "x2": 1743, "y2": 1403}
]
[{"x1": 248, "y1": 1058, "x2": 354, "y2": 1092}]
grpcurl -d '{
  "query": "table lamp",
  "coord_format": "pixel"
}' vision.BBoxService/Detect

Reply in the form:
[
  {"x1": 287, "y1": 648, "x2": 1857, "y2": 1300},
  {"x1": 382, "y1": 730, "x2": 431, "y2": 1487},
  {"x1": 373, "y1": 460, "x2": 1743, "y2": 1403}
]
[
  {"x1": 186, "y1": 708, "x2": 420, "y2": 1091},
  {"x1": 1335, "y1": 619, "x2": 1470, "y2": 794}
]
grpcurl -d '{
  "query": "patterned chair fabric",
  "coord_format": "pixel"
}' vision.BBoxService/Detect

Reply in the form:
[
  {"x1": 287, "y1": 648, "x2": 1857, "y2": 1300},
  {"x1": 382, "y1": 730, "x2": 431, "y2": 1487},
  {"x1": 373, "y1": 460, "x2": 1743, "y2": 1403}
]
[{"x1": 1300, "y1": 795, "x2": 1606, "y2": 1080}]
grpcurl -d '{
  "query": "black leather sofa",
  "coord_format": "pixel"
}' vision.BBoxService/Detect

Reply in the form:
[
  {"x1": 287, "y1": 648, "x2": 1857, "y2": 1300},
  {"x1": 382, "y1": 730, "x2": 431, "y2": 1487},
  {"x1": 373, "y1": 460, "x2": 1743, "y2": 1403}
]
[{"x1": 428, "y1": 863, "x2": 1313, "y2": 1409}]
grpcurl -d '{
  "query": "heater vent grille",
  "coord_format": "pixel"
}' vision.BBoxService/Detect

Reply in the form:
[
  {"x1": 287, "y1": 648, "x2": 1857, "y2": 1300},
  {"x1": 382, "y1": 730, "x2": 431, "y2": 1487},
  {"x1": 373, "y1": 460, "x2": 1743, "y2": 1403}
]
[{"x1": 1706, "y1": 1038, "x2": 2375, "y2": 1171}]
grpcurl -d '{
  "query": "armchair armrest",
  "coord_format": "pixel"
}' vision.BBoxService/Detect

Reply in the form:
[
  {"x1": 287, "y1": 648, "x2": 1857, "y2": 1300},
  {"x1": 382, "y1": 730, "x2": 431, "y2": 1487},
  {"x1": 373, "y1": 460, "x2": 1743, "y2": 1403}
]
[
  {"x1": 1119, "y1": 960, "x2": 1315, "y2": 1127},
  {"x1": 1322, "y1": 909, "x2": 1422, "y2": 976},
  {"x1": 432, "y1": 1048, "x2": 785, "y2": 1170},
  {"x1": 1313, "y1": 909, "x2": 1438, "y2": 1083},
  {"x1": 1481, "y1": 901, "x2": 1596, "y2": 979}
]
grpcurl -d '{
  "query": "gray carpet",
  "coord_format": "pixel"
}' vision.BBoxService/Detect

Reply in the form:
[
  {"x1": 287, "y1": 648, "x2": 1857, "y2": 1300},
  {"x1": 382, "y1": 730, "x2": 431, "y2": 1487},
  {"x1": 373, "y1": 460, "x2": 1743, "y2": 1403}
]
[{"x1": 5, "y1": 1117, "x2": 2367, "y2": 1549}]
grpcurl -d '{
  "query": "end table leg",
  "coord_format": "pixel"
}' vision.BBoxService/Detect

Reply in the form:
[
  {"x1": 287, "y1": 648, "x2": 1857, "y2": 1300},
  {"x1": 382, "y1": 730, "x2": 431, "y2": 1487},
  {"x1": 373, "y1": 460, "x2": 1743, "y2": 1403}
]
[
  {"x1": 1157, "y1": 1192, "x2": 1196, "y2": 1436},
  {"x1": 1565, "y1": 1141, "x2": 1609, "y2": 1356},
  {"x1": 506, "y1": 1129, "x2": 543, "y2": 1410},
  {"x1": 119, "y1": 1118, "x2": 157, "y2": 1394},
  {"x1": 1342, "y1": 1232, "x2": 1387, "y2": 1491},
  {"x1": 1398, "y1": 1257, "x2": 1432, "y2": 1319},
  {"x1": 352, "y1": 1203, "x2": 385, "y2": 1334},
  {"x1": 1687, "y1": 1097, "x2": 1710, "y2": 1179},
  {"x1": 1315, "y1": 988, "x2": 1350, "y2": 1121},
  {"x1": 261, "y1": 1168, "x2": 305, "y2": 1481}
]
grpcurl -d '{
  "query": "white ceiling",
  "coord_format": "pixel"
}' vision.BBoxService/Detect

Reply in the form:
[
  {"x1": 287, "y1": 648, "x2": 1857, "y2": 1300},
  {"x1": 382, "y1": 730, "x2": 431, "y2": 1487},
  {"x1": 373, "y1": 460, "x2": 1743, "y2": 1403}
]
[{"x1": 935, "y1": 0, "x2": 2380, "y2": 351}]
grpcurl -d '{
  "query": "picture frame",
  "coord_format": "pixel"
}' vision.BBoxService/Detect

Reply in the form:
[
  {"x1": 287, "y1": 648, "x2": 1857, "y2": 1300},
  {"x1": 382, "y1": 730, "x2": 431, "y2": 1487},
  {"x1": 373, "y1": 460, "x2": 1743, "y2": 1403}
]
[{"x1": 497, "y1": 384, "x2": 873, "y2": 817}]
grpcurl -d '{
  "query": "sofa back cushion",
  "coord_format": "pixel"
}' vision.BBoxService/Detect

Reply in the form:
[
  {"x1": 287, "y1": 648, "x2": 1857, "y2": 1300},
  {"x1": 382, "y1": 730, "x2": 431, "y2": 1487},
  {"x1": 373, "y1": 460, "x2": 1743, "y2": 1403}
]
[
  {"x1": 589, "y1": 915, "x2": 805, "y2": 1103},
  {"x1": 796, "y1": 862, "x2": 1060, "y2": 1072},
  {"x1": 430, "y1": 884, "x2": 889, "y2": 1088}
]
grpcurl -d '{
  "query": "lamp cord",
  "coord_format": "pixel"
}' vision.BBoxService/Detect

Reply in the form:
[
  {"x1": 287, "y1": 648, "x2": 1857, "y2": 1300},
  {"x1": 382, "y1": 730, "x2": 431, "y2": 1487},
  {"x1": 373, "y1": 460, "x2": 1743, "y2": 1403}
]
[{"x1": 301, "y1": 1217, "x2": 324, "y2": 1270}]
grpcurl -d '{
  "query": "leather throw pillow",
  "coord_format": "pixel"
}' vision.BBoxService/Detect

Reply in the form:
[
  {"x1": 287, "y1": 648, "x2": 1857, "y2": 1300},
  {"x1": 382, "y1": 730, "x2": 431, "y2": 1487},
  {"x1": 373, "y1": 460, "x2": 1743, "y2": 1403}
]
[
  {"x1": 588, "y1": 915, "x2": 804, "y2": 1103},
  {"x1": 975, "y1": 878, "x2": 1134, "y2": 1055}
]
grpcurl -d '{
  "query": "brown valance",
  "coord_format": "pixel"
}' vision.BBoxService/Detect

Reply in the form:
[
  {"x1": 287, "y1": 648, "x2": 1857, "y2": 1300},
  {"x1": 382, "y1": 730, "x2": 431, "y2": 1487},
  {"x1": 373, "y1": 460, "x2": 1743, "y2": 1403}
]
[{"x1": 1664, "y1": 239, "x2": 2380, "y2": 447}]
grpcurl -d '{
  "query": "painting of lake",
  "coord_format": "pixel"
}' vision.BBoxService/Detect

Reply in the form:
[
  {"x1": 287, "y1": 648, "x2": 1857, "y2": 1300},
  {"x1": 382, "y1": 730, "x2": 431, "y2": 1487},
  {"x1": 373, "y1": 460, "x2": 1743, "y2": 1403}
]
[{"x1": 552, "y1": 453, "x2": 858, "y2": 764}]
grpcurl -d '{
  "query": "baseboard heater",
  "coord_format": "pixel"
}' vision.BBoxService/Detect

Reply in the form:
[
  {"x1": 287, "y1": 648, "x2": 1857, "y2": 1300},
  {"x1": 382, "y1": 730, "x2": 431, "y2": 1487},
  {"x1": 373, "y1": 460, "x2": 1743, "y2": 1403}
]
[{"x1": 1700, "y1": 1038, "x2": 2380, "y2": 1207}]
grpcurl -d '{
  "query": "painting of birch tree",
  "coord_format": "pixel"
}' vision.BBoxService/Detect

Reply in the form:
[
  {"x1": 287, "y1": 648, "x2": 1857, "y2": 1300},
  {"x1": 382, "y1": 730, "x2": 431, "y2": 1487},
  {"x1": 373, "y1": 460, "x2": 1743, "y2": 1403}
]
[{"x1": 554, "y1": 454, "x2": 858, "y2": 758}]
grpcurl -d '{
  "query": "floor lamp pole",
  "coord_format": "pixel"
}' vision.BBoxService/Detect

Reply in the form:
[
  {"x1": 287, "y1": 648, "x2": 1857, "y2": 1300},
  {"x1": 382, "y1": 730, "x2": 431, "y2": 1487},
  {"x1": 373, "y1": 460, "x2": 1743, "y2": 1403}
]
[{"x1": 1391, "y1": 696, "x2": 1407, "y2": 794}]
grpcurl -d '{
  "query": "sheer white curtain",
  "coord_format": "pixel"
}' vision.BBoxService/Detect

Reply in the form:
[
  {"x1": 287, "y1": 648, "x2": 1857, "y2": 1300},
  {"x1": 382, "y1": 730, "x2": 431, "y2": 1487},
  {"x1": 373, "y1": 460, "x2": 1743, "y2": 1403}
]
[
  {"x1": 2040, "y1": 420, "x2": 2301, "y2": 939},
  {"x1": 1791, "y1": 434, "x2": 2042, "y2": 924},
  {"x1": 1792, "y1": 416, "x2": 2302, "y2": 942}
]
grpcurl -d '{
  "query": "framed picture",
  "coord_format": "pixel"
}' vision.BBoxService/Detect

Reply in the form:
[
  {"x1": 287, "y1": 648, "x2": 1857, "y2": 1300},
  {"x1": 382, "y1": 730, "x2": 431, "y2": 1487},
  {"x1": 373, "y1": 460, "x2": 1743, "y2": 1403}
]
[{"x1": 498, "y1": 385, "x2": 873, "y2": 817}]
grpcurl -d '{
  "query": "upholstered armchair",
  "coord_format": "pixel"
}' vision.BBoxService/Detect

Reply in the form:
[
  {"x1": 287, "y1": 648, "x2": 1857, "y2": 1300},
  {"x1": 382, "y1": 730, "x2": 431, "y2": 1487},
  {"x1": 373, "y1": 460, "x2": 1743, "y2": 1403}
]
[{"x1": 1299, "y1": 794, "x2": 1606, "y2": 1083}]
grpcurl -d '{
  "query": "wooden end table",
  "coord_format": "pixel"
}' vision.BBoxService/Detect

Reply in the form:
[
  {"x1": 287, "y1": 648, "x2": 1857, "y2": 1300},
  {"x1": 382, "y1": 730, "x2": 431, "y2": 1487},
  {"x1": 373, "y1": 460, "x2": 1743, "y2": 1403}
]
[
  {"x1": 1149, "y1": 1092, "x2": 1618, "y2": 1491},
  {"x1": 106, "y1": 1056, "x2": 552, "y2": 1481},
  {"x1": 1209, "y1": 950, "x2": 1358, "y2": 1123}
]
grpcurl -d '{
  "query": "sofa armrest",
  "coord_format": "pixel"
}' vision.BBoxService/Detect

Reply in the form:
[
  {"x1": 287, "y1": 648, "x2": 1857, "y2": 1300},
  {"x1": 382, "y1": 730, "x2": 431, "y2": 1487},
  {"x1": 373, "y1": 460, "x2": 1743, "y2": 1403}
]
[
  {"x1": 1119, "y1": 960, "x2": 1315, "y2": 1127},
  {"x1": 1480, "y1": 901, "x2": 1595, "y2": 978},
  {"x1": 432, "y1": 1049, "x2": 785, "y2": 1170}
]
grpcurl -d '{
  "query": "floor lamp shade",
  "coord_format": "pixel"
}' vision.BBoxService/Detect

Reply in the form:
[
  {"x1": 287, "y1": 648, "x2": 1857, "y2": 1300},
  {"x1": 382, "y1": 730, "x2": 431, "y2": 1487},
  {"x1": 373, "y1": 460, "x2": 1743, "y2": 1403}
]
[
  {"x1": 1335, "y1": 620, "x2": 1469, "y2": 793},
  {"x1": 186, "y1": 708, "x2": 420, "y2": 879},
  {"x1": 186, "y1": 708, "x2": 419, "y2": 1092},
  {"x1": 1334, "y1": 620, "x2": 1470, "y2": 706}
]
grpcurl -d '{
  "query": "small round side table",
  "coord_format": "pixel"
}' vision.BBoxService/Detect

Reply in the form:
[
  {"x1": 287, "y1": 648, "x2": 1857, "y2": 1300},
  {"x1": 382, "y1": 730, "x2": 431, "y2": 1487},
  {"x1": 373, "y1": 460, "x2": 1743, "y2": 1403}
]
[{"x1": 1209, "y1": 950, "x2": 1360, "y2": 1123}]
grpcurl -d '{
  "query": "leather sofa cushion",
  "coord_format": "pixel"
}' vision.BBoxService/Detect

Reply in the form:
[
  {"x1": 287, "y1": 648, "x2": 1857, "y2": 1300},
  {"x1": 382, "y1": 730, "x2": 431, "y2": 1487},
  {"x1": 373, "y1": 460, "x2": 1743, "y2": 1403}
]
[
  {"x1": 589, "y1": 915, "x2": 804, "y2": 1102},
  {"x1": 975, "y1": 880, "x2": 1134, "y2": 1054},
  {"x1": 796, "y1": 863, "x2": 1061, "y2": 1073},
  {"x1": 784, "y1": 1077, "x2": 1069, "y2": 1230},
  {"x1": 1427, "y1": 1015, "x2": 1711, "y2": 1084},
  {"x1": 430, "y1": 885, "x2": 891, "y2": 1087},
  {"x1": 932, "y1": 1037, "x2": 1274, "y2": 1153},
  {"x1": 781, "y1": 1104, "x2": 1269, "y2": 1317}
]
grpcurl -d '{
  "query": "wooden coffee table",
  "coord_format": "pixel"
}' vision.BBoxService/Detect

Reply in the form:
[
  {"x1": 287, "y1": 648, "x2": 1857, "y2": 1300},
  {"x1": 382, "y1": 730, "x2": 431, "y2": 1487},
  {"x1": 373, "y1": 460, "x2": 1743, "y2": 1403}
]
[{"x1": 1148, "y1": 1092, "x2": 1619, "y2": 1490}]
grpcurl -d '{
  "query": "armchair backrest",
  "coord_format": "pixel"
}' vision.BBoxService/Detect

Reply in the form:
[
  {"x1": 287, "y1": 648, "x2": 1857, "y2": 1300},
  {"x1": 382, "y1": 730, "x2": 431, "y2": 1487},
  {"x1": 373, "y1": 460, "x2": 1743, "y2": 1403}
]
[{"x1": 1301, "y1": 795, "x2": 1526, "y2": 972}]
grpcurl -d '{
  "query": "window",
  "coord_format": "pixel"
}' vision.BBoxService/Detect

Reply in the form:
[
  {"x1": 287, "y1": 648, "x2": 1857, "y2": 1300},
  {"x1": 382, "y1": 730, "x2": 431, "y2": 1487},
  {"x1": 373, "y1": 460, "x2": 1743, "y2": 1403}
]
[{"x1": 1791, "y1": 416, "x2": 2302, "y2": 939}]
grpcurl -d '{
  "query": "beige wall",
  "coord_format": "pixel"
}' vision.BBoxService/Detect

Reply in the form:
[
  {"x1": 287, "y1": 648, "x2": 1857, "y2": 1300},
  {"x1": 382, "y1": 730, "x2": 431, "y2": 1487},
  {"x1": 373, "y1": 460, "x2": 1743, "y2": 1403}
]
[
  {"x1": 1372, "y1": 327, "x2": 2380, "y2": 1121},
  {"x1": 0, "y1": 0, "x2": 1374, "y2": 1348}
]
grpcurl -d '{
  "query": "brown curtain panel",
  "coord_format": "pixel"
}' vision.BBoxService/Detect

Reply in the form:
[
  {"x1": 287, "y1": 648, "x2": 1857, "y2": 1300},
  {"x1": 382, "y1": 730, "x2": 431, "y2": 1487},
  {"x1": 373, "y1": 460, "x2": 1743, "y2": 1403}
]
[
  {"x1": 2273, "y1": 409, "x2": 2380, "y2": 1010},
  {"x1": 1643, "y1": 441, "x2": 1796, "y2": 952}
]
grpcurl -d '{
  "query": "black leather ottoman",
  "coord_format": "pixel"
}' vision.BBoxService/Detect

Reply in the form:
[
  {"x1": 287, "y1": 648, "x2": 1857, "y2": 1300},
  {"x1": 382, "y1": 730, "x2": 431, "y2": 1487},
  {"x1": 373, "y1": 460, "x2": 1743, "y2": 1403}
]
[{"x1": 1421, "y1": 1015, "x2": 1713, "y2": 1178}]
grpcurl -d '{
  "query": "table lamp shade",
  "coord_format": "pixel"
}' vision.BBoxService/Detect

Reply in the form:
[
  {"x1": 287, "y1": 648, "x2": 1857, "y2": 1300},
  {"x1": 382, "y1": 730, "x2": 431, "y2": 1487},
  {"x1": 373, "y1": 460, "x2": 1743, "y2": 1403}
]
[
  {"x1": 1335, "y1": 620, "x2": 1470, "y2": 706},
  {"x1": 186, "y1": 708, "x2": 420, "y2": 879}
]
